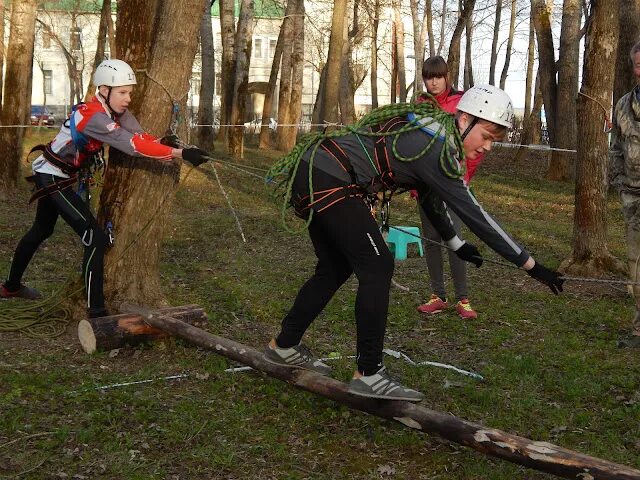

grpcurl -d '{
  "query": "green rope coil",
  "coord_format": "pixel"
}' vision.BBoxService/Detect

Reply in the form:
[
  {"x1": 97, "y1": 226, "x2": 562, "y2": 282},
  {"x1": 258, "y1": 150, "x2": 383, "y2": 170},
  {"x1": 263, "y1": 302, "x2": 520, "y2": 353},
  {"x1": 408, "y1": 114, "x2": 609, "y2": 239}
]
[{"x1": 266, "y1": 98, "x2": 465, "y2": 233}]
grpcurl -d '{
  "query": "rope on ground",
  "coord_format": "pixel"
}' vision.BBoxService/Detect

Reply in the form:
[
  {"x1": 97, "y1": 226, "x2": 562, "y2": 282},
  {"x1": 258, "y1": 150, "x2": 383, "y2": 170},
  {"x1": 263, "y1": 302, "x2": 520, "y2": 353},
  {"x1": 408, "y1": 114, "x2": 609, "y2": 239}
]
[{"x1": 206, "y1": 163, "x2": 247, "y2": 243}]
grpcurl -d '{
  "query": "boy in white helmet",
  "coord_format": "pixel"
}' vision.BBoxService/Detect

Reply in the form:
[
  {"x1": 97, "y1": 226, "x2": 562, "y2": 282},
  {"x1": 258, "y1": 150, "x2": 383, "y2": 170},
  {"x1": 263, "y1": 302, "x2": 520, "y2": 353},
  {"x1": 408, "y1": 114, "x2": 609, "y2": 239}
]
[
  {"x1": 0, "y1": 59, "x2": 210, "y2": 318},
  {"x1": 263, "y1": 84, "x2": 563, "y2": 402}
]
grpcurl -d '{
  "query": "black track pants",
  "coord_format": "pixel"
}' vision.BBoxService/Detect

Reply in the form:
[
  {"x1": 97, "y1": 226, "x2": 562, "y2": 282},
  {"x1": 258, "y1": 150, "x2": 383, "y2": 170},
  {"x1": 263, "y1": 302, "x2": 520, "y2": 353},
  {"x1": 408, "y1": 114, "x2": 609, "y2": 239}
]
[
  {"x1": 276, "y1": 197, "x2": 395, "y2": 375},
  {"x1": 6, "y1": 173, "x2": 108, "y2": 311}
]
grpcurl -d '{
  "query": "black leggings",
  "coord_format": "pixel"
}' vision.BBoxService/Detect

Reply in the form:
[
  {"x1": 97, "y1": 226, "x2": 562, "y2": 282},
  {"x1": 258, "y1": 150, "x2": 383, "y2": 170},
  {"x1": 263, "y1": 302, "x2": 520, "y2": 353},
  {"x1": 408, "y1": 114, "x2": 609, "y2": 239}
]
[
  {"x1": 276, "y1": 197, "x2": 395, "y2": 375},
  {"x1": 6, "y1": 173, "x2": 108, "y2": 312}
]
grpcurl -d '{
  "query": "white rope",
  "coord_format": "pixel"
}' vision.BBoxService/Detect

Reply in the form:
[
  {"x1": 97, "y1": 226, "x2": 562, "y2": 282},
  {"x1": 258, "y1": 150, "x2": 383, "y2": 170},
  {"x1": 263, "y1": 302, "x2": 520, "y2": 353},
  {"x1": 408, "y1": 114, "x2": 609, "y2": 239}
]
[
  {"x1": 208, "y1": 163, "x2": 247, "y2": 243},
  {"x1": 493, "y1": 142, "x2": 577, "y2": 154}
]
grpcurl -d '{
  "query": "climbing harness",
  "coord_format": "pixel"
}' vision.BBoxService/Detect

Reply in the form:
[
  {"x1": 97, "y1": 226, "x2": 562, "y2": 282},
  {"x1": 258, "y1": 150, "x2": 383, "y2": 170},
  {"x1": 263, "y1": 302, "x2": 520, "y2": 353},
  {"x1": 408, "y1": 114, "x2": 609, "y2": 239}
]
[{"x1": 266, "y1": 99, "x2": 465, "y2": 233}]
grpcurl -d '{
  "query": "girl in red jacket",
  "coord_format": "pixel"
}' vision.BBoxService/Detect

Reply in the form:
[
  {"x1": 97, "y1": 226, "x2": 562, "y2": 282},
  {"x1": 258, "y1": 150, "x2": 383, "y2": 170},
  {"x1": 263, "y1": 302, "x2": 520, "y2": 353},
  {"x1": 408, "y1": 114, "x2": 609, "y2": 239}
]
[{"x1": 416, "y1": 56, "x2": 484, "y2": 319}]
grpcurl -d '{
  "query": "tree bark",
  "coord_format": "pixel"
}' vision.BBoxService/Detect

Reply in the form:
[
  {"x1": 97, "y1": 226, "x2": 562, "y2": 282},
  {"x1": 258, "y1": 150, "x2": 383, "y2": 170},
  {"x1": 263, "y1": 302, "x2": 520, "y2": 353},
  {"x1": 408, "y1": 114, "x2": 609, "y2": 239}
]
[
  {"x1": 312, "y1": 63, "x2": 327, "y2": 127},
  {"x1": 140, "y1": 313, "x2": 640, "y2": 480},
  {"x1": 228, "y1": 0, "x2": 254, "y2": 157},
  {"x1": 531, "y1": 0, "x2": 557, "y2": 145},
  {"x1": 410, "y1": 0, "x2": 431, "y2": 95},
  {"x1": 463, "y1": 9, "x2": 474, "y2": 90},
  {"x1": 218, "y1": 0, "x2": 236, "y2": 142},
  {"x1": 447, "y1": 0, "x2": 475, "y2": 89},
  {"x1": 85, "y1": 0, "x2": 113, "y2": 100},
  {"x1": 258, "y1": 0, "x2": 292, "y2": 148},
  {"x1": 320, "y1": 0, "x2": 348, "y2": 124},
  {"x1": 498, "y1": 0, "x2": 516, "y2": 90},
  {"x1": 393, "y1": 0, "x2": 407, "y2": 102},
  {"x1": 0, "y1": 0, "x2": 5, "y2": 108},
  {"x1": 370, "y1": 0, "x2": 380, "y2": 109},
  {"x1": 437, "y1": 0, "x2": 446, "y2": 56},
  {"x1": 275, "y1": 7, "x2": 294, "y2": 149},
  {"x1": 78, "y1": 305, "x2": 208, "y2": 353},
  {"x1": 561, "y1": 0, "x2": 625, "y2": 276},
  {"x1": 489, "y1": 0, "x2": 502, "y2": 86},
  {"x1": 0, "y1": 0, "x2": 38, "y2": 199},
  {"x1": 547, "y1": 0, "x2": 581, "y2": 181},
  {"x1": 197, "y1": 0, "x2": 216, "y2": 150},
  {"x1": 281, "y1": 0, "x2": 305, "y2": 150},
  {"x1": 613, "y1": 0, "x2": 640, "y2": 108},
  {"x1": 522, "y1": 5, "x2": 535, "y2": 133},
  {"x1": 97, "y1": 0, "x2": 201, "y2": 308}
]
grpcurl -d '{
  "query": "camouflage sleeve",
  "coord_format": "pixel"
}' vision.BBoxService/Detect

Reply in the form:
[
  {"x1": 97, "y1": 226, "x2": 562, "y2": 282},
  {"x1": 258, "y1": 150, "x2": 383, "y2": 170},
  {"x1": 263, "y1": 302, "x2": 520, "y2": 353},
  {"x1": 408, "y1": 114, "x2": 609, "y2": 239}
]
[{"x1": 609, "y1": 100, "x2": 625, "y2": 190}]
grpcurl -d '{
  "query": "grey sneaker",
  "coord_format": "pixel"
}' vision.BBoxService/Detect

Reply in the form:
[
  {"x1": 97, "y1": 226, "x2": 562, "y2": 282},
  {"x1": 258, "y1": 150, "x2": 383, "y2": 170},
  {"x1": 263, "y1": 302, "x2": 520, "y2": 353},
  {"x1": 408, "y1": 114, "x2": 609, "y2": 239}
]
[
  {"x1": 348, "y1": 367, "x2": 424, "y2": 402},
  {"x1": 263, "y1": 343, "x2": 332, "y2": 375}
]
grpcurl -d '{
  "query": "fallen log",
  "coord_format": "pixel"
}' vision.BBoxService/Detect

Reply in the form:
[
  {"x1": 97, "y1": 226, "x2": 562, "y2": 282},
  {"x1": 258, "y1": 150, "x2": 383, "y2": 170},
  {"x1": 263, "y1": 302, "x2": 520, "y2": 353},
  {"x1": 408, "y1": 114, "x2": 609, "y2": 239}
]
[
  {"x1": 78, "y1": 305, "x2": 207, "y2": 354},
  {"x1": 131, "y1": 307, "x2": 640, "y2": 480}
]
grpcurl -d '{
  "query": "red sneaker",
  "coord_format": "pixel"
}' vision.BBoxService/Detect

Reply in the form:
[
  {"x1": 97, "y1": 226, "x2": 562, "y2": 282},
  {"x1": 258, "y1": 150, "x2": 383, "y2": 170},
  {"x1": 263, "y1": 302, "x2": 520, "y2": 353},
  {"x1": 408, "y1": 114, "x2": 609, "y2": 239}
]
[
  {"x1": 0, "y1": 283, "x2": 42, "y2": 300},
  {"x1": 455, "y1": 299, "x2": 477, "y2": 319},
  {"x1": 417, "y1": 294, "x2": 448, "y2": 314}
]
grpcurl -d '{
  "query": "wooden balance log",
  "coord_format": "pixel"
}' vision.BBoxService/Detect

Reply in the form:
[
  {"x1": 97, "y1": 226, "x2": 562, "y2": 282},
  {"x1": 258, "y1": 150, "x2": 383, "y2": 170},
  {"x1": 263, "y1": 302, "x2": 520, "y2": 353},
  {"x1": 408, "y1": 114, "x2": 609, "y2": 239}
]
[{"x1": 78, "y1": 305, "x2": 207, "y2": 354}]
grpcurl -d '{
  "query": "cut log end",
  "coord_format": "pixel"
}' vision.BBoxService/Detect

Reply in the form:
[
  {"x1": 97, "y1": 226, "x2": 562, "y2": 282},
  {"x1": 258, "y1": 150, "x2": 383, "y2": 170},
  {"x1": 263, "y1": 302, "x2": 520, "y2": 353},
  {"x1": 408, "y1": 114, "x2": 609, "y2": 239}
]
[{"x1": 78, "y1": 319, "x2": 97, "y2": 354}]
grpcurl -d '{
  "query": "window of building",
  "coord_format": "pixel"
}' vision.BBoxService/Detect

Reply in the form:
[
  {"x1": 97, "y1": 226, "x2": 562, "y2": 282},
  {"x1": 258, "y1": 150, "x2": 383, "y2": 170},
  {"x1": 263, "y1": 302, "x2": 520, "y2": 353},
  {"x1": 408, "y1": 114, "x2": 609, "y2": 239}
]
[
  {"x1": 43, "y1": 70, "x2": 53, "y2": 95},
  {"x1": 42, "y1": 31, "x2": 52, "y2": 49},
  {"x1": 253, "y1": 38, "x2": 263, "y2": 59},
  {"x1": 191, "y1": 73, "x2": 201, "y2": 96},
  {"x1": 269, "y1": 38, "x2": 277, "y2": 58},
  {"x1": 70, "y1": 27, "x2": 82, "y2": 51}
]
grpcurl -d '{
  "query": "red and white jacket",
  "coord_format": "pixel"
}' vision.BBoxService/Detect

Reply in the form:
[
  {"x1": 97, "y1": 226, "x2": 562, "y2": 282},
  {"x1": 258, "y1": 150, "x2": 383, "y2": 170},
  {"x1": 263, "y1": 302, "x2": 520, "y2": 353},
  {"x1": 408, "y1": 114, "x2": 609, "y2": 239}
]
[{"x1": 32, "y1": 95, "x2": 173, "y2": 178}]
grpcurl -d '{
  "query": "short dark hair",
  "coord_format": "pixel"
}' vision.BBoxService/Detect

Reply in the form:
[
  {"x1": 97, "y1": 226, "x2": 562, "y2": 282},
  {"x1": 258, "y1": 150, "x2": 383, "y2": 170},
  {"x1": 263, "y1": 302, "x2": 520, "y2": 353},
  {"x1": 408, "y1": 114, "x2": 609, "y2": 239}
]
[
  {"x1": 422, "y1": 56, "x2": 449, "y2": 80},
  {"x1": 631, "y1": 40, "x2": 640, "y2": 59}
]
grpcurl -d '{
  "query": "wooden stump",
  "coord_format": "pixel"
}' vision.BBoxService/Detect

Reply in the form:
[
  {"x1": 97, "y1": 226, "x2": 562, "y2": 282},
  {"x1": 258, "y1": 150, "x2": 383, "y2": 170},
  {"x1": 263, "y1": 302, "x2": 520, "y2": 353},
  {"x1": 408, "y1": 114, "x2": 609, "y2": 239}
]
[{"x1": 78, "y1": 305, "x2": 207, "y2": 353}]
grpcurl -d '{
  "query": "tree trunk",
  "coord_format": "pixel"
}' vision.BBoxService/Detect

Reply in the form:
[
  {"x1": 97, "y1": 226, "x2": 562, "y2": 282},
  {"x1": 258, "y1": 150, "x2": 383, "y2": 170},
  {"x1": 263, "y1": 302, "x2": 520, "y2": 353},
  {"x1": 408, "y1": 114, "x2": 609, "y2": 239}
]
[
  {"x1": 218, "y1": 0, "x2": 236, "y2": 142},
  {"x1": 275, "y1": 8, "x2": 294, "y2": 149},
  {"x1": 370, "y1": 0, "x2": 380, "y2": 109},
  {"x1": 0, "y1": 0, "x2": 5, "y2": 108},
  {"x1": 228, "y1": 0, "x2": 254, "y2": 157},
  {"x1": 523, "y1": 5, "x2": 535, "y2": 130},
  {"x1": 282, "y1": 0, "x2": 305, "y2": 150},
  {"x1": 259, "y1": 0, "x2": 292, "y2": 148},
  {"x1": 447, "y1": 0, "x2": 474, "y2": 89},
  {"x1": 85, "y1": 0, "x2": 112, "y2": 100},
  {"x1": 463, "y1": 10, "x2": 473, "y2": 90},
  {"x1": 530, "y1": 73, "x2": 544, "y2": 144},
  {"x1": 561, "y1": 0, "x2": 625, "y2": 276},
  {"x1": 547, "y1": 0, "x2": 581, "y2": 181},
  {"x1": 437, "y1": 0, "x2": 446, "y2": 55},
  {"x1": 320, "y1": 0, "x2": 348, "y2": 124},
  {"x1": 489, "y1": 0, "x2": 502, "y2": 86},
  {"x1": 107, "y1": 2, "x2": 116, "y2": 57},
  {"x1": 97, "y1": 0, "x2": 201, "y2": 308},
  {"x1": 0, "y1": 0, "x2": 38, "y2": 199},
  {"x1": 531, "y1": 0, "x2": 557, "y2": 145},
  {"x1": 339, "y1": 39, "x2": 356, "y2": 124},
  {"x1": 410, "y1": 0, "x2": 431, "y2": 95},
  {"x1": 393, "y1": 0, "x2": 407, "y2": 102},
  {"x1": 197, "y1": 0, "x2": 216, "y2": 150},
  {"x1": 312, "y1": 63, "x2": 327, "y2": 127},
  {"x1": 498, "y1": 0, "x2": 516, "y2": 90},
  {"x1": 141, "y1": 313, "x2": 640, "y2": 480},
  {"x1": 78, "y1": 305, "x2": 208, "y2": 353},
  {"x1": 613, "y1": 0, "x2": 640, "y2": 108}
]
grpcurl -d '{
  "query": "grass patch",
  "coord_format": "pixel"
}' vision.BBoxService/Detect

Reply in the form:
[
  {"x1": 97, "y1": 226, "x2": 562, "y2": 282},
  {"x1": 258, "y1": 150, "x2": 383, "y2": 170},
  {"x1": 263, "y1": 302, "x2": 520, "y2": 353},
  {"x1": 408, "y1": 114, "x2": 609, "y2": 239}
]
[{"x1": 1, "y1": 137, "x2": 639, "y2": 479}]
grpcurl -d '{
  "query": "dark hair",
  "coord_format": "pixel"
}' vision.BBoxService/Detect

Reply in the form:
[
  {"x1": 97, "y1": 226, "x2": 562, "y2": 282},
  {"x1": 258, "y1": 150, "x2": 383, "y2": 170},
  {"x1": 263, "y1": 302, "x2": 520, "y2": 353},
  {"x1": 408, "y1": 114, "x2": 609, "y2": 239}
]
[
  {"x1": 631, "y1": 41, "x2": 640, "y2": 59},
  {"x1": 422, "y1": 56, "x2": 449, "y2": 80}
]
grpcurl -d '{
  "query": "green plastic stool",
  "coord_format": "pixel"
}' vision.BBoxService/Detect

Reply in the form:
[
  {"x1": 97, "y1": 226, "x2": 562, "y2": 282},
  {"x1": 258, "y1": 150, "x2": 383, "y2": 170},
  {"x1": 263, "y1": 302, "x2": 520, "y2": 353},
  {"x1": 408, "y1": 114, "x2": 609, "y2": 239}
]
[{"x1": 386, "y1": 226, "x2": 424, "y2": 260}]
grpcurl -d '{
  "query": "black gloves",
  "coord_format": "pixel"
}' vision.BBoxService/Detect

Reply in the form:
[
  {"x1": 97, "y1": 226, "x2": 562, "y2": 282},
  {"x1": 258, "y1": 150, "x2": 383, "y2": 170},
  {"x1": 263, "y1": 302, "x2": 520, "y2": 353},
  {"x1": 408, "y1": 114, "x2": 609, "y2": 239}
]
[
  {"x1": 454, "y1": 242, "x2": 483, "y2": 267},
  {"x1": 182, "y1": 147, "x2": 210, "y2": 167},
  {"x1": 526, "y1": 262, "x2": 564, "y2": 295},
  {"x1": 160, "y1": 134, "x2": 181, "y2": 148}
]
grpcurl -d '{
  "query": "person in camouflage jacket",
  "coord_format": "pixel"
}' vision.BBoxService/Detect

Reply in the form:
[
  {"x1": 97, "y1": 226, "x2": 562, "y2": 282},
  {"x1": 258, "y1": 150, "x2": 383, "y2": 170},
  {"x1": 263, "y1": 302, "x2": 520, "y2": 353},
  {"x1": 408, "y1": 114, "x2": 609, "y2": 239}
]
[{"x1": 609, "y1": 41, "x2": 640, "y2": 344}]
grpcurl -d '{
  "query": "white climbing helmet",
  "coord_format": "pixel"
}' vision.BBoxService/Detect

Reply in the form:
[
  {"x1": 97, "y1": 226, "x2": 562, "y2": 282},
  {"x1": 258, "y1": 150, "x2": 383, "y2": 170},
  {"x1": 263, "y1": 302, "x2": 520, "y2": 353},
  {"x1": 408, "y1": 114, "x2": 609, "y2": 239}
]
[
  {"x1": 93, "y1": 59, "x2": 137, "y2": 87},
  {"x1": 457, "y1": 84, "x2": 514, "y2": 128}
]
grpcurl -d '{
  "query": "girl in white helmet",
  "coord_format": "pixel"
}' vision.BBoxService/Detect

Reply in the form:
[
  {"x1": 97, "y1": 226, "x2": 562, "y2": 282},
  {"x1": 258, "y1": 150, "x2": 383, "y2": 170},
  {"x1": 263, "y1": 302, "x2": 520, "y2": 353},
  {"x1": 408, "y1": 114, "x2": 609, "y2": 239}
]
[
  {"x1": 0, "y1": 59, "x2": 210, "y2": 318},
  {"x1": 263, "y1": 84, "x2": 563, "y2": 402}
]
